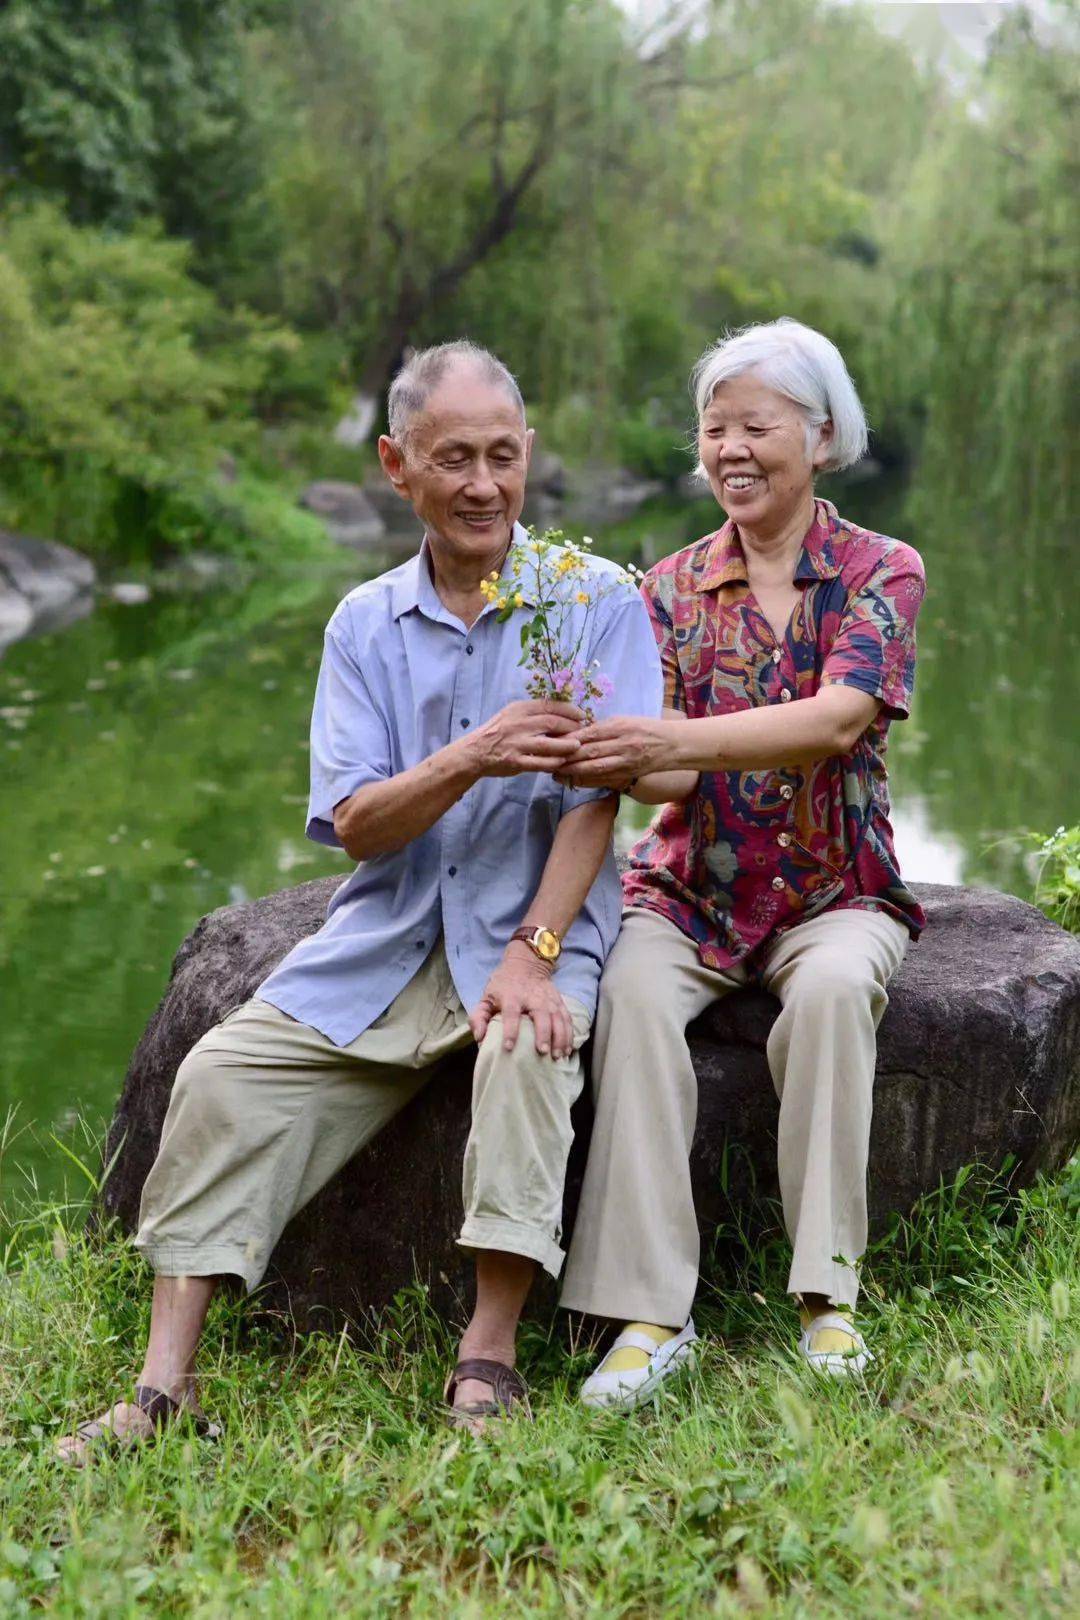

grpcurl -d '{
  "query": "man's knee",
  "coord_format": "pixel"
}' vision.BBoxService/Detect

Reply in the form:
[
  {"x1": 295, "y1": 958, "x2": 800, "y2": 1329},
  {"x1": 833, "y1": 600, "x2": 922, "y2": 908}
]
[{"x1": 169, "y1": 1040, "x2": 239, "y2": 1133}]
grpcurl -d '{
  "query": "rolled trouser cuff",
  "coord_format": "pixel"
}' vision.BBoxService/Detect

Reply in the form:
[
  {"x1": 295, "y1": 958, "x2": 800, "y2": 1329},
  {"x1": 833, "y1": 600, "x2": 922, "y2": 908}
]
[
  {"x1": 457, "y1": 1216, "x2": 565, "y2": 1281},
  {"x1": 132, "y1": 1236, "x2": 265, "y2": 1294}
]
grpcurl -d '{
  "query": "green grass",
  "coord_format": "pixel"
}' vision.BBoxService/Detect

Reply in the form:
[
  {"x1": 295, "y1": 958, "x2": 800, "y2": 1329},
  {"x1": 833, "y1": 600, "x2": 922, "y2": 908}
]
[{"x1": 1, "y1": 1157, "x2": 1077, "y2": 1618}]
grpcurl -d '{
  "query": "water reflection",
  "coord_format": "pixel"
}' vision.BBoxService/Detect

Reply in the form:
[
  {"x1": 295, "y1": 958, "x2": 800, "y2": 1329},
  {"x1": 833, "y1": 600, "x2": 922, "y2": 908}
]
[{"x1": 1, "y1": 480, "x2": 1075, "y2": 1202}]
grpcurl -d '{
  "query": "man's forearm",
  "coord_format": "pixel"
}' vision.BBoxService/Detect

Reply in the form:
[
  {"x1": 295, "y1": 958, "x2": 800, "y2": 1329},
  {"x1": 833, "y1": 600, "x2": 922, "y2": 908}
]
[
  {"x1": 517, "y1": 796, "x2": 619, "y2": 941},
  {"x1": 332, "y1": 735, "x2": 480, "y2": 861},
  {"x1": 630, "y1": 770, "x2": 698, "y2": 804}
]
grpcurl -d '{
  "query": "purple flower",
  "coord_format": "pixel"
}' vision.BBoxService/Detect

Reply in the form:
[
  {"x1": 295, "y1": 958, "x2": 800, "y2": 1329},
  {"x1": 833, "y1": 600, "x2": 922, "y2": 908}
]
[{"x1": 593, "y1": 672, "x2": 615, "y2": 700}]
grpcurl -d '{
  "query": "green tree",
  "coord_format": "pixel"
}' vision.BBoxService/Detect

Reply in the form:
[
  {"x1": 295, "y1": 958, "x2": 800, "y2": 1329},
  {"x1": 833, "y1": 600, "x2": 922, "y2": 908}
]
[
  {"x1": 882, "y1": 2, "x2": 1079, "y2": 535},
  {"x1": 0, "y1": 203, "x2": 323, "y2": 559},
  {"x1": 0, "y1": 0, "x2": 270, "y2": 291},
  {"x1": 256, "y1": 0, "x2": 651, "y2": 405}
]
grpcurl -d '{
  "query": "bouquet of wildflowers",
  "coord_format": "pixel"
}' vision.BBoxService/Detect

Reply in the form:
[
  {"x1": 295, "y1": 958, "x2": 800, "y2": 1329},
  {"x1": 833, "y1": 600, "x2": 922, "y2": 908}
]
[{"x1": 479, "y1": 529, "x2": 644, "y2": 721}]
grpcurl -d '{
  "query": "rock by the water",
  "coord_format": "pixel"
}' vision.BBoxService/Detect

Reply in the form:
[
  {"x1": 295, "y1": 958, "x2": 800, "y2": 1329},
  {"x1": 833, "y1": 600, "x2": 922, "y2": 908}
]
[
  {"x1": 98, "y1": 882, "x2": 1080, "y2": 1329},
  {"x1": 108, "y1": 581, "x2": 153, "y2": 606},
  {"x1": 527, "y1": 451, "x2": 567, "y2": 498},
  {"x1": 299, "y1": 481, "x2": 386, "y2": 547},
  {"x1": 0, "y1": 529, "x2": 97, "y2": 649}
]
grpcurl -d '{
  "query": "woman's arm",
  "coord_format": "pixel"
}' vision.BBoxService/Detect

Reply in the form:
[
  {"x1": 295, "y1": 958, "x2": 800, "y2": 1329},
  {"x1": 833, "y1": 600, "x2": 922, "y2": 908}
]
[
  {"x1": 558, "y1": 686, "x2": 881, "y2": 788},
  {"x1": 626, "y1": 709, "x2": 699, "y2": 802}
]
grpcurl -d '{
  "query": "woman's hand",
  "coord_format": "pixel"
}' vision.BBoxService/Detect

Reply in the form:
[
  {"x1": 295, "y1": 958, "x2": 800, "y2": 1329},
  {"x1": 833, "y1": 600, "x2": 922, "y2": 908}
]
[{"x1": 555, "y1": 715, "x2": 674, "y2": 791}]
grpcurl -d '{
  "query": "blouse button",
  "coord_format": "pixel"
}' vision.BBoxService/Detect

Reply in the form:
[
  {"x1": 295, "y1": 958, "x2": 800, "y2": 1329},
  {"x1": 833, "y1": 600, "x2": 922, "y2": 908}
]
[
  {"x1": 778, "y1": 832, "x2": 792, "y2": 848},
  {"x1": 771, "y1": 876, "x2": 785, "y2": 891},
  {"x1": 779, "y1": 688, "x2": 792, "y2": 703},
  {"x1": 780, "y1": 784, "x2": 794, "y2": 800},
  {"x1": 771, "y1": 648, "x2": 782, "y2": 664}
]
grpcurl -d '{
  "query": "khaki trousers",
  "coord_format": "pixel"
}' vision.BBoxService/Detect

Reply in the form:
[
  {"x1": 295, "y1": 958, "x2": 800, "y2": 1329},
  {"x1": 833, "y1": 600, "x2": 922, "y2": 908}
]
[
  {"x1": 135, "y1": 942, "x2": 591, "y2": 1292},
  {"x1": 559, "y1": 905, "x2": 908, "y2": 1321}
]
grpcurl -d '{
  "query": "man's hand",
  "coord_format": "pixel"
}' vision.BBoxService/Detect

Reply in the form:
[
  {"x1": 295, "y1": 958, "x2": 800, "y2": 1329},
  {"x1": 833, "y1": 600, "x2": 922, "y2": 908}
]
[
  {"x1": 555, "y1": 715, "x2": 671, "y2": 790},
  {"x1": 469, "y1": 943, "x2": 575, "y2": 1058},
  {"x1": 469, "y1": 699, "x2": 585, "y2": 778}
]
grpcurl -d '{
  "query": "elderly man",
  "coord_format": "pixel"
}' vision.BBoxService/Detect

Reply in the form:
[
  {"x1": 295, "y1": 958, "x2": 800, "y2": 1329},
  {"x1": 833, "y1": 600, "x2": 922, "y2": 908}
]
[
  {"x1": 557, "y1": 319, "x2": 926, "y2": 1404},
  {"x1": 61, "y1": 340, "x2": 661, "y2": 1457}
]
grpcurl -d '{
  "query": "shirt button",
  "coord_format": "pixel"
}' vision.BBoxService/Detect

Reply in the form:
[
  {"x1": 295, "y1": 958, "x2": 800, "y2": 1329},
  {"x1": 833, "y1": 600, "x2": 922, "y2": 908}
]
[
  {"x1": 779, "y1": 688, "x2": 792, "y2": 703},
  {"x1": 780, "y1": 784, "x2": 794, "y2": 800},
  {"x1": 465, "y1": 644, "x2": 474, "y2": 655},
  {"x1": 448, "y1": 865, "x2": 457, "y2": 877},
  {"x1": 460, "y1": 718, "x2": 470, "y2": 728},
  {"x1": 778, "y1": 832, "x2": 792, "y2": 847},
  {"x1": 771, "y1": 876, "x2": 785, "y2": 891},
  {"x1": 414, "y1": 939, "x2": 425, "y2": 950}
]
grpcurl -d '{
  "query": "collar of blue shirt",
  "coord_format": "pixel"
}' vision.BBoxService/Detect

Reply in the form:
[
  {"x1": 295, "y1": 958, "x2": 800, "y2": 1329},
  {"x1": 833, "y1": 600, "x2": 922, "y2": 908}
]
[{"x1": 390, "y1": 523, "x2": 540, "y2": 621}]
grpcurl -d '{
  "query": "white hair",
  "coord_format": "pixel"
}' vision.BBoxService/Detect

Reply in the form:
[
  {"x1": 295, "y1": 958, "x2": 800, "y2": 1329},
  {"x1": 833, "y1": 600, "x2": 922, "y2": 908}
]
[
  {"x1": 387, "y1": 340, "x2": 524, "y2": 442},
  {"x1": 691, "y1": 318, "x2": 868, "y2": 472}
]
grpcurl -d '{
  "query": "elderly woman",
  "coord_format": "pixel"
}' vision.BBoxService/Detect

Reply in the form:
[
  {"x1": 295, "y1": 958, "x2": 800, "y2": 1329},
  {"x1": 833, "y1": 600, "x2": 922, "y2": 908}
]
[{"x1": 557, "y1": 318, "x2": 926, "y2": 1404}]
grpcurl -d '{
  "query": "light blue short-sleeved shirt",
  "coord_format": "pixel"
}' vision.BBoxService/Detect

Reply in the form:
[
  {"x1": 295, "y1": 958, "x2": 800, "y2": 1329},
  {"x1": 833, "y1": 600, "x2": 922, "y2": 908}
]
[{"x1": 256, "y1": 525, "x2": 663, "y2": 1045}]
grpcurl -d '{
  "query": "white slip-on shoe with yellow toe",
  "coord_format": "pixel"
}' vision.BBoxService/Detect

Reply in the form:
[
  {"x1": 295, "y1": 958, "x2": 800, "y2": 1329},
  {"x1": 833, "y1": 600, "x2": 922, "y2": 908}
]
[
  {"x1": 799, "y1": 1310, "x2": 872, "y2": 1377},
  {"x1": 579, "y1": 1320, "x2": 698, "y2": 1411}
]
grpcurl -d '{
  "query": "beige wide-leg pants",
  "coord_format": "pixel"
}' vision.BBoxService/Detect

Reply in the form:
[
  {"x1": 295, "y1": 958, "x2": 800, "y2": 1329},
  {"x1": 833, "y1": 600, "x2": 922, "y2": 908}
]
[
  {"x1": 559, "y1": 905, "x2": 908, "y2": 1321},
  {"x1": 135, "y1": 942, "x2": 591, "y2": 1292}
]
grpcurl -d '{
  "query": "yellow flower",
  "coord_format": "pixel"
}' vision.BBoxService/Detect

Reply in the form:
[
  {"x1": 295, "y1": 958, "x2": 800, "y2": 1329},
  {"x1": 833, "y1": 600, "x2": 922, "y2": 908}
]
[
  {"x1": 514, "y1": 592, "x2": 524, "y2": 607},
  {"x1": 497, "y1": 595, "x2": 507, "y2": 609},
  {"x1": 576, "y1": 590, "x2": 590, "y2": 605}
]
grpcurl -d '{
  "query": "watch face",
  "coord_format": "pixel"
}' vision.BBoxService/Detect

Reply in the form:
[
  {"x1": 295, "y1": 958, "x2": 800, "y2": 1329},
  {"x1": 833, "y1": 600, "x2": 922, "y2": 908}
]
[{"x1": 535, "y1": 928, "x2": 561, "y2": 961}]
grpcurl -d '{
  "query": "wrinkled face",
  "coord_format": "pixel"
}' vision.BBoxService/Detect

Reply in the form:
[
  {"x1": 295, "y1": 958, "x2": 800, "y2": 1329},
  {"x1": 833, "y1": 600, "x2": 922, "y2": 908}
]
[
  {"x1": 698, "y1": 372, "x2": 831, "y2": 533},
  {"x1": 379, "y1": 367, "x2": 532, "y2": 563}
]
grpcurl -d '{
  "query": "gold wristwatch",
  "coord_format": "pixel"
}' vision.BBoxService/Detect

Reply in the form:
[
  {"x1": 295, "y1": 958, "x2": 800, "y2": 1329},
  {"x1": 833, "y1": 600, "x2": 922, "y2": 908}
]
[{"x1": 510, "y1": 925, "x2": 562, "y2": 963}]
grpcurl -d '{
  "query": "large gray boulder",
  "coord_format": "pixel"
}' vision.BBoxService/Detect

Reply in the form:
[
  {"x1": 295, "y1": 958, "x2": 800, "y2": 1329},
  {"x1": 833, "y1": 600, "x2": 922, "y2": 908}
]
[
  {"x1": 299, "y1": 481, "x2": 386, "y2": 547},
  {"x1": 98, "y1": 881, "x2": 1080, "y2": 1329},
  {"x1": 0, "y1": 529, "x2": 97, "y2": 649}
]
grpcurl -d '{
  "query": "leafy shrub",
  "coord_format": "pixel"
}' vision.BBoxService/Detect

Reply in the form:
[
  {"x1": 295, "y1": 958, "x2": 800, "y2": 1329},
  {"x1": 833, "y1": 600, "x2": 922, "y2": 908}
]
[
  {"x1": 0, "y1": 203, "x2": 323, "y2": 562},
  {"x1": 614, "y1": 410, "x2": 692, "y2": 487},
  {"x1": 1032, "y1": 825, "x2": 1080, "y2": 934}
]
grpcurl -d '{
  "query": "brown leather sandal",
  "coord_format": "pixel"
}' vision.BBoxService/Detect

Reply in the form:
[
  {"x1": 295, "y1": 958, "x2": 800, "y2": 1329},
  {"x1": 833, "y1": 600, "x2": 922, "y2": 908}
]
[
  {"x1": 444, "y1": 1359, "x2": 533, "y2": 1428},
  {"x1": 65, "y1": 1385, "x2": 219, "y2": 1462}
]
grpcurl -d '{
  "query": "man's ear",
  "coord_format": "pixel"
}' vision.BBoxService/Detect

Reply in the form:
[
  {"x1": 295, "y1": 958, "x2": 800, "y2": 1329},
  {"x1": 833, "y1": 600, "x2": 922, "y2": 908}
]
[
  {"x1": 377, "y1": 435, "x2": 412, "y2": 502},
  {"x1": 811, "y1": 418, "x2": 835, "y2": 470},
  {"x1": 524, "y1": 426, "x2": 535, "y2": 471}
]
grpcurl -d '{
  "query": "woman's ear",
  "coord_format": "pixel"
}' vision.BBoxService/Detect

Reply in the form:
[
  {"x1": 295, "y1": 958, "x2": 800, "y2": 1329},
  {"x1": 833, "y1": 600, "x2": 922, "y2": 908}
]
[{"x1": 811, "y1": 418, "x2": 835, "y2": 470}]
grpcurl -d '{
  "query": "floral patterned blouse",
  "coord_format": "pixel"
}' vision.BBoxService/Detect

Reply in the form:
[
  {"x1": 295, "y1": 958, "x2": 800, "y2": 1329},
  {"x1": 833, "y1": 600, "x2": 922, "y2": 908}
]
[{"x1": 622, "y1": 498, "x2": 926, "y2": 972}]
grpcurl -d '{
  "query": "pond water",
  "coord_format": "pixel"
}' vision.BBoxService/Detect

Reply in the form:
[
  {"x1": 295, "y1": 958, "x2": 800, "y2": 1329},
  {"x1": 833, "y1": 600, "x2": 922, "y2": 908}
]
[{"x1": 1, "y1": 479, "x2": 1076, "y2": 1207}]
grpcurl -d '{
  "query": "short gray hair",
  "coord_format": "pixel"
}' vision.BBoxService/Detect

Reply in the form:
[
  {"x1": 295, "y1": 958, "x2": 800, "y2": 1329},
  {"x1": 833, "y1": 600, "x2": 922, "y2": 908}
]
[
  {"x1": 691, "y1": 318, "x2": 868, "y2": 472},
  {"x1": 387, "y1": 340, "x2": 525, "y2": 442}
]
